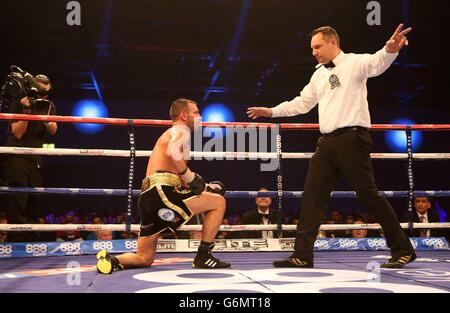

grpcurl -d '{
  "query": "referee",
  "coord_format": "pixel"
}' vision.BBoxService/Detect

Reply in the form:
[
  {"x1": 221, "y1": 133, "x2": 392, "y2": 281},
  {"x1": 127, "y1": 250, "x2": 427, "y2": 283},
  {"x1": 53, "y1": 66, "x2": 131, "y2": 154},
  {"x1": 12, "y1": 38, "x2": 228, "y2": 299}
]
[{"x1": 247, "y1": 24, "x2": 416, "y2": 269}]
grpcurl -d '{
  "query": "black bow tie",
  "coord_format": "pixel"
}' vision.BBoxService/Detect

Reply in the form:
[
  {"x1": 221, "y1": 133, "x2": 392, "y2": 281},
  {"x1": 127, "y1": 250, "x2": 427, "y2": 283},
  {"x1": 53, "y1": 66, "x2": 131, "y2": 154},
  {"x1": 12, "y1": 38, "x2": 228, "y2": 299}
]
[
  {"x1": 259, "y1": 213, "x2": 270, "y2": 219},
  {"x1": 324, "y1": 61, "x2": 335, "y2": 69}
]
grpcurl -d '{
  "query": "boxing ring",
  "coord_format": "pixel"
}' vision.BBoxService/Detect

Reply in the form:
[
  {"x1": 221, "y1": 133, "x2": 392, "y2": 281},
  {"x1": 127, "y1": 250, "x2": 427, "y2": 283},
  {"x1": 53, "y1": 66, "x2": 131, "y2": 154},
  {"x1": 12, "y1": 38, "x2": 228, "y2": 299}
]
[
  {"x1": 0, "y1": 112, "x2": 449, "y2": 293},
  {"x1": 0, "y1": 251, "x2": 449, "y2": 293}
]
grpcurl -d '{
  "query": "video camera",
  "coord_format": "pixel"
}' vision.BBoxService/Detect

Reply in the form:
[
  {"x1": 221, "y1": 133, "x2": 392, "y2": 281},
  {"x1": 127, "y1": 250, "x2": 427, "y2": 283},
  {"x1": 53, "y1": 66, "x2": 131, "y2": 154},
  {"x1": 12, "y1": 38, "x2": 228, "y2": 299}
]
[{"x1": 0, "y1": 65, "x2": 51, "y2": 114}]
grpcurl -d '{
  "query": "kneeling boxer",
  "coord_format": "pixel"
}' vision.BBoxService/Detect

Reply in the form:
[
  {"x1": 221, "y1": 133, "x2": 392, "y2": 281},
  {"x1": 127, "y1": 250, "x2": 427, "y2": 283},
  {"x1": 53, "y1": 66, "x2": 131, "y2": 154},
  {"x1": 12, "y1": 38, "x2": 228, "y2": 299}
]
[{"x1": 96, "y1": 99, "x2": 230, "y2": 274}]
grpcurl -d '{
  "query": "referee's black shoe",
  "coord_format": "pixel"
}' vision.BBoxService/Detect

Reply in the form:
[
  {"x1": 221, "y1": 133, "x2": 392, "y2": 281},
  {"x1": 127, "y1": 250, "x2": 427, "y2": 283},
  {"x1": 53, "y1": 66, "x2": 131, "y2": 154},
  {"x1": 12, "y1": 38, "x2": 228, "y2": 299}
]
[
  {"x1": 273, "y1": 255, "x2": 313, "y2": 268},
  {"x1": 380, "y1": 253, "x2": 416, "y2": 269}
]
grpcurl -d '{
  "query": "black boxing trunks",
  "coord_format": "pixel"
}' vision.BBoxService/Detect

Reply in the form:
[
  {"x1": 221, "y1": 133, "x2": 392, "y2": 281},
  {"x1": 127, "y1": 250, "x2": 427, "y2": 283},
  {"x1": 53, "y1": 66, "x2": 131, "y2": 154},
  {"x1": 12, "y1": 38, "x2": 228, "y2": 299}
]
[{"x1": 138, "y1": 171, "x2": 198, "y2": 237}]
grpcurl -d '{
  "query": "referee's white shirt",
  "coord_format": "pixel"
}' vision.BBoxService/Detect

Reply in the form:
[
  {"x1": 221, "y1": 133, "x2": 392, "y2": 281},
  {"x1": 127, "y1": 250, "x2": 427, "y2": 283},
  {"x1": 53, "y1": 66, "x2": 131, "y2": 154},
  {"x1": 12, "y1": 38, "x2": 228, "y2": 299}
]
[{"x1": 271, "y1": 47, "x2": 399, "y2": 134}]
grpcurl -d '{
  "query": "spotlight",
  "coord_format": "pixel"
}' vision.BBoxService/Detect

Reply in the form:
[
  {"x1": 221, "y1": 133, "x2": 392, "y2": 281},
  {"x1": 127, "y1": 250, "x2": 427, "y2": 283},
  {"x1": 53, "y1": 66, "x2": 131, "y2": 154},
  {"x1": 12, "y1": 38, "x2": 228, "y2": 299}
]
[
  {"x1": 72, "y1": 100, "x2": 109, "y2": 134},
  {"x1": 385, "y1": 118, "x2": 423, "y2": 152}
]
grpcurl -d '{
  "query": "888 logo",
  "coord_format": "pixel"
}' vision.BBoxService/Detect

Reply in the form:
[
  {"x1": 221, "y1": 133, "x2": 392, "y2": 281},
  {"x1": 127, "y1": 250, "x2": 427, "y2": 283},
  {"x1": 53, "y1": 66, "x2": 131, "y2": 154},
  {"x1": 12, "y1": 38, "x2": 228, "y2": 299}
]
[
  {"x1": 59, "y1": 242, "x2": 81, "y2": 254},
  {"x1": 0, "y1": 245, "x2": 13, "y2": 256},
  {"x1": 93, "y1": 241, "x2": 113, "y2": 251},
  {"x1": 125, "y1": 240, "x2": 138, "y2": 250},
  {"x1": 26, "y1": 244, "x2": 48, "y2": 255},
  {"x1": 337, "y1": 239, "x2": 358, "y2": 249}
]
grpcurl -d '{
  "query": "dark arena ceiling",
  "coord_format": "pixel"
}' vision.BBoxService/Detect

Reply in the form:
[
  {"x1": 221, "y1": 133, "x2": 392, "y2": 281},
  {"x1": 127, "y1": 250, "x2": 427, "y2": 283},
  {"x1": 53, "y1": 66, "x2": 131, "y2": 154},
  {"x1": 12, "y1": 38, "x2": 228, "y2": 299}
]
[{"x1": 1, "y1": 0, "x2": 448, "y2": 110}]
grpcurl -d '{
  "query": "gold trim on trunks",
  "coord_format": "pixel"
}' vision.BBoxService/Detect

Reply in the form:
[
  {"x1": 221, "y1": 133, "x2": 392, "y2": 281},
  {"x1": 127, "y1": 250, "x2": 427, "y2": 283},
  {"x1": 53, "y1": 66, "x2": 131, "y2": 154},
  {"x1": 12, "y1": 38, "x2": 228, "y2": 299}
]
[{"x1": 141, "y1": 172, "x2": 182, "y2": 194}]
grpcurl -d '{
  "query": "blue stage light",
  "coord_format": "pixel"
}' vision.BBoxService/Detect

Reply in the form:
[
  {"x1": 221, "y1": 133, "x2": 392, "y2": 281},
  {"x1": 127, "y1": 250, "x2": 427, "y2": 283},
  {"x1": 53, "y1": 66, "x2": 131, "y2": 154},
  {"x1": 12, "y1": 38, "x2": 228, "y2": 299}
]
[
  {"x1": 201, "y1": 103, "x2": 234, "y2": 138},
  {"x1": 202, "y1": 103, "x2": 234, "y2": 123},
  {"x1": 72, "y1": 100, "x2": 109, "y2": 134},
  {"x1": 385, "y1": 118, "x2": 423, "y2": 152}
]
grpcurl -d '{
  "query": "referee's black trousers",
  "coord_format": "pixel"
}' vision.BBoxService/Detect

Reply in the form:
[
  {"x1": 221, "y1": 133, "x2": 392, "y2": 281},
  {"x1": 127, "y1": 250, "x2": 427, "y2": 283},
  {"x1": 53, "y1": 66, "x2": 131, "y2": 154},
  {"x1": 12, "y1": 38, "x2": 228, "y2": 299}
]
[{"x1": 294, "y1": 128, "x2": 414, "y2": 261}]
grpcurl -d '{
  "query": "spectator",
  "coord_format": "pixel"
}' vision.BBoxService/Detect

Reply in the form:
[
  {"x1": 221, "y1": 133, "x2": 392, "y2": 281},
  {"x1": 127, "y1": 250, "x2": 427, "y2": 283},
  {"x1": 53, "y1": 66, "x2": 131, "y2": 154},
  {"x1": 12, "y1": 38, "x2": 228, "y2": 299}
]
[
  {"x1": 95, "y1": 230, "x2": 113, "y2": 241},
  {"x1": 351, "y1": 219, "x2": 368, "y2": 238},
  {"x1": 240, "y1": 187, "x2": 285, "y2": 239},
  {"x1": 401, "y1": 196, "x2": 442, "y2": 237},
  {"x1": 55, "y1": 216, "x2": 83, "y2": 242}
]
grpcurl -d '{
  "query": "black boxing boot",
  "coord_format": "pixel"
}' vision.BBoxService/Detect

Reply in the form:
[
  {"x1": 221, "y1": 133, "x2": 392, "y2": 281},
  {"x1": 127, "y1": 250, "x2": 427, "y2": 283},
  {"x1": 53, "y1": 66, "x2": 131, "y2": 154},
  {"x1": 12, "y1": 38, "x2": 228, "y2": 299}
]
[
  {"x1": 96, "y1": 250, "x2": 124, "y2": 274},
  {"x1": 193, "y1": 241, "x2": 231, "y2": 269}
]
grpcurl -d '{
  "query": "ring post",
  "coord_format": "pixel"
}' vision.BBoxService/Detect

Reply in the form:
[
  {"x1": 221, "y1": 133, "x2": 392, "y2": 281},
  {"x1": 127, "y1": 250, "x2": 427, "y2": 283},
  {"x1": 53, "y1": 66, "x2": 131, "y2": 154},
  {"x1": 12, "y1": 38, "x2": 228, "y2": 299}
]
[
  {"x1": 406, "y1": 127, "x2": 414, "y2": 232},
  {"x1": 126, "y1": 119, "x2": 136, "y2": 232},
  {"x1": 276, "y1": 125, "x2": 283, "y2": 238}
]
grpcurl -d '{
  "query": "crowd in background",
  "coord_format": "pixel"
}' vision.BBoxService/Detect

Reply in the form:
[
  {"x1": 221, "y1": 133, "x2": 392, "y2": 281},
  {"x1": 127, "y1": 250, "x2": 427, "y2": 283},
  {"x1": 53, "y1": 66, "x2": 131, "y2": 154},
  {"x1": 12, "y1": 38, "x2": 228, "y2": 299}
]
[{"x1": 1, "y1": 195, "x2": 447, "y2": 243}]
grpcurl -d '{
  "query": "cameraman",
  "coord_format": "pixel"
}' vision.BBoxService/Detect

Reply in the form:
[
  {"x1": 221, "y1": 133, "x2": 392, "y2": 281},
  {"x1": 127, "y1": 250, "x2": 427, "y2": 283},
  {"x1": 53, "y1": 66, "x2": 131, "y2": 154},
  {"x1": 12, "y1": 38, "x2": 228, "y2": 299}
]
[{"x1": 5, "y1": 74, "x2": 57, "y2": 242}]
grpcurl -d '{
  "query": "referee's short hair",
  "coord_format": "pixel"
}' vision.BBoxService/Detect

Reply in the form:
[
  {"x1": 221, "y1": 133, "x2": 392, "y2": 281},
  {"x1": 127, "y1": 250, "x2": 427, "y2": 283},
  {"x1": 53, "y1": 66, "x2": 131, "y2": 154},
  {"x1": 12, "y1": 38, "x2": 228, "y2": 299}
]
[{"x1": 312, "y1": 26, "x2": 340, "y2": 48}]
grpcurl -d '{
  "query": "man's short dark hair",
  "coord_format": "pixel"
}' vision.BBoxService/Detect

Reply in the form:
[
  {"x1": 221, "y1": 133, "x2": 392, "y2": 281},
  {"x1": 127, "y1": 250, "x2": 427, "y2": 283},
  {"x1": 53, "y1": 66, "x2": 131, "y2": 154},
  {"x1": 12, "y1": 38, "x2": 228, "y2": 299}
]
[
  {"x1": 256, "y1": 187, "x2": 271, "y2": 199},
  {"x1": 169, "y1": 98, "x2": 196, "y2": 121},
  {"x1": 415, "y1": 196, "x2": 431, "y2": 203},
  {"x1": 312, "y1": 26, "x2": 340, "y2": 47},
  {"x1": 34, "y1": 74, "x2": 51, "y2": 85}
]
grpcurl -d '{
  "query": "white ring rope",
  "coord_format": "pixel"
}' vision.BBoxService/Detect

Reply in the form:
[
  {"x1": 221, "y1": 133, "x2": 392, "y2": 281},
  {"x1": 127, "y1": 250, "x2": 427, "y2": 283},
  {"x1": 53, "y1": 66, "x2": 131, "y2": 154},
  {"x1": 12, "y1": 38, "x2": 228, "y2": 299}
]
[
  {"x1": 0, "y1": 147, "x2": 449, "y2": 160},
  {"x1": 0, "y1": 222, "x2": 449, "y2": 232}
]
